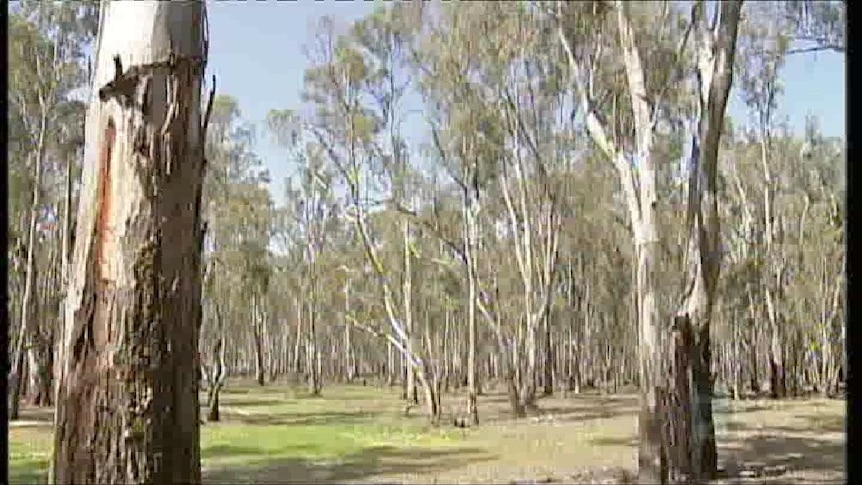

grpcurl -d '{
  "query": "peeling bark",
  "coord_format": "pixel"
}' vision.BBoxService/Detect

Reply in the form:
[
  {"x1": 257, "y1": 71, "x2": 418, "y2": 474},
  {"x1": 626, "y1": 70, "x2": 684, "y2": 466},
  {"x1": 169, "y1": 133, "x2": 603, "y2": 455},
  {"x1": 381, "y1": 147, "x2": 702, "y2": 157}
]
[
  {"x1": 52, "y1": 2, "x2": 208, "y2": 483},
  {"x1": 555, "y1": 1, "x2": 741, "y2": 482},
  {"x1": 672, "y1": 1, "x2": 742, "y2": 481}
]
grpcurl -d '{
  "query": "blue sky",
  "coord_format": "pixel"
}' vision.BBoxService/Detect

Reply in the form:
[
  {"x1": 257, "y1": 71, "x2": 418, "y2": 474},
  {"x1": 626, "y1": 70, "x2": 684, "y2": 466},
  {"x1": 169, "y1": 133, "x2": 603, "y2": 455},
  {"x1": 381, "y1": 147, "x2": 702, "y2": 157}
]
[{"x1": 205, "y1": 0, "x2": 845, "y2": 206}]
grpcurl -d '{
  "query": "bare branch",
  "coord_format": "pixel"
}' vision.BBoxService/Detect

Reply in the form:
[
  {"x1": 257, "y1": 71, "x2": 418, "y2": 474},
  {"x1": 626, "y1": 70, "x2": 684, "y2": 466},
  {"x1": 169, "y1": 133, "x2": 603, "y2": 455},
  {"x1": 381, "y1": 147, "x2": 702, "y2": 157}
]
[
  {"x1": 787, "y1": 44, "x2": 844, "y2": 55},
  {"x1": 389, "y1": 200, "x2": 467, "y2": 264},
  {"x1": 201, "y1": 75, "x2": 217, "y2": 141}
]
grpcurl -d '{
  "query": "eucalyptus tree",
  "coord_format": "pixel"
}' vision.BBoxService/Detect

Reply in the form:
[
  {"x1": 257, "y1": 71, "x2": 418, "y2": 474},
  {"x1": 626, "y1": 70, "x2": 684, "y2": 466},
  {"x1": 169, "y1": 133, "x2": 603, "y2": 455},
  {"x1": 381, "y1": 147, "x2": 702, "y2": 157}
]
[
  {"x1": 267, "y1": 198, "x2": 311, "y2": 381},
  {"x1": 237, "y1": 196, "x2": 275, "y2": 388},
  {"x1": 735, "y1": 3, "x2": 794, "y2": 399},
  {"x1": 718, "y1": 122, "x2": 844, "y2": 401},
  {"x1": 403, "y1": 1, "x2": 576, "y2": 420},
  {"x1": 551, "y1": 1, "x2": 742, "y2": 481},
  {"x1": 794, "y1": 128, "x2": 844, "y2": 397},
  {"x1": 199, "y1": 94, "x2": 240, "y2": 418},
  {"x1": 474, "y1": 3, "x2": 571, "y2": 404},
  {"x1": 52, "y1": 1, "x2": 209, "y2": 482},
  {"x1": 293, "y1": 15, "x2": 445, "y2": 422},
  {"x1": 268, "y1": 136, "x2": 339, "y2": 394},
  {"x1": 410, "y1": 2, "x2": 508, "y2": 421},
  {"x1": 199, "y1": 95, "x2": 276, "y2": 390},
  {"x1": 8, "y1": 0, "x2": 97, "y2": 417},
  {"x1": 352, "y1": 3, "x2": 425, "y2": 406},
  {"x1": 783, "y1": 0, "x2": 845, "y2": 54},
  {"x1": 552, "y1": 151, "x2": 637, "y2": 396}
]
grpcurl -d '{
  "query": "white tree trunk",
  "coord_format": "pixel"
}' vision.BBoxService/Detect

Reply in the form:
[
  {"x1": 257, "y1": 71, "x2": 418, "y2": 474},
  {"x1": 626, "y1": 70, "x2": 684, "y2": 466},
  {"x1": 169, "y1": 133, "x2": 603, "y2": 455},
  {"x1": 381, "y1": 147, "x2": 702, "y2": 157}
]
[
  {"x1": 52, "y1": 1, "x2": 209, "y2": 483},
  {"x1": 9, "y1": 125, "x2": 46, "y2": 420},
  {"x1": 556, "y1": 2, "x2": 741, "y2": 482},
  {"x1": 674, "y1": 2, "x2": 742, "y2": 480},
  {"x1": 463, "y1": 184, "x2": 480, "y2": 424}
]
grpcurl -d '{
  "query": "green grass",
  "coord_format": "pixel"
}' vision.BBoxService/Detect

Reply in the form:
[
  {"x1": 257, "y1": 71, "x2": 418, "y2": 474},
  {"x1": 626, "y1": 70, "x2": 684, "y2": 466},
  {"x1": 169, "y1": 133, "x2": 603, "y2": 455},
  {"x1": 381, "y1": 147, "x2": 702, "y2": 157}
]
[
  {"x1": 9, "y1": 383, "x2": 469, "y2": 484},
  {"x1": 9, "y1": 428, "x2": 52, "y2": 485},
  {"x1": 9, "y1": 382, "x2": 846, "y2": 484}
]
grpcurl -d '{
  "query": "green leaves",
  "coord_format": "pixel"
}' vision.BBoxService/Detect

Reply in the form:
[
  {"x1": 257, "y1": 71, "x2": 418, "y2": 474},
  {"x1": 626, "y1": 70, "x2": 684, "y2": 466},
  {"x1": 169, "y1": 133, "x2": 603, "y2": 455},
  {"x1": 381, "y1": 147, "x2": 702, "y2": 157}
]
[
  {"x1": 8, "y1": 1, "x2": 95, "y2": 299},
  {"x1": 265, "y1": 109, "x2": 301, "y2": 149}
]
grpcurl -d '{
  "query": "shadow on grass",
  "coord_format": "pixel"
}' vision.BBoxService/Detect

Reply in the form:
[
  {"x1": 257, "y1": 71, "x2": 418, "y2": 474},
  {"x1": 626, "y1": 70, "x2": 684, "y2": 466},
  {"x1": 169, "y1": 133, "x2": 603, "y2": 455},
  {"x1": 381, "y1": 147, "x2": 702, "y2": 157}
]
[
  {"x1": 217, "y1": 398, "x2": 299, "y2": 408},
  {"x1": 586, "y1": 401, "x2": 845, "y2": 483},
  {"x1": 203, "y1": 444, "x2": 493, "y2": 484},
  {"x1": 221, "y1": 384, "x2": 302, "y2": 396},
  {"x1": 538, "y1": 397, "x2": 637, "y2": 424},
  {"x1": 469, "y1": 390, "x2": 638, "y2": 425},
  {"x1": 800, "y1": 413, "x2": 845, "y2": 434},
  {"x1": 212, "y1": 409, "x2": 379, "y2": 427},
  {"x1": 716, "y1": 403, "x2": 773, "y2": 414},
  {"x1": 721, "y1": 432, "x2": 844, "y2": 482},
  {"x1": 717, "y1": 408, "x2": 845, "y2": 483},
  {"x1": 220, "y1": 383, "x2": 389, "y2": 400}
]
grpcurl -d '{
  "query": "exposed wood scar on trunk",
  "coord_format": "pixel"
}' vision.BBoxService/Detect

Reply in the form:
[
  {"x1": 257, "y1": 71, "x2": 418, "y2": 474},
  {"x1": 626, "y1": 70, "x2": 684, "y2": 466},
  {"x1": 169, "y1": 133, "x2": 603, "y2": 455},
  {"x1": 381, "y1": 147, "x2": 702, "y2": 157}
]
[
  {"x1": 71, "y1": 118, "x2": 117, "y2": 362},
  {"x1": 53, "y1": 2, "x2": 208, "y2": 482},
  {"x1": 96, "y1": 118, "x2": 116, "y2": 283}
]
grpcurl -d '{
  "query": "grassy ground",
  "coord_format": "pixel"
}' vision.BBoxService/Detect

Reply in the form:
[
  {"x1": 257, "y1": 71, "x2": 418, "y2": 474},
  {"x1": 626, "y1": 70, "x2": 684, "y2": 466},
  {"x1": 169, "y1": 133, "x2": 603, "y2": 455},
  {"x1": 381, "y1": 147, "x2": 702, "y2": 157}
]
[{"x1": 9, "y1": 381, "x2": 845, "y2": 484}]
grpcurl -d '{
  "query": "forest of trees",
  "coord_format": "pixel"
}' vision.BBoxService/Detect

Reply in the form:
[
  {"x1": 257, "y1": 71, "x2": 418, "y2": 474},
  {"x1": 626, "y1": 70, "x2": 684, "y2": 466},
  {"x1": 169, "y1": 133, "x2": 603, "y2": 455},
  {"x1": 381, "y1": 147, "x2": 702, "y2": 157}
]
[{"x1": 8, "y1": 1, "x2": 844, "y2": 484}]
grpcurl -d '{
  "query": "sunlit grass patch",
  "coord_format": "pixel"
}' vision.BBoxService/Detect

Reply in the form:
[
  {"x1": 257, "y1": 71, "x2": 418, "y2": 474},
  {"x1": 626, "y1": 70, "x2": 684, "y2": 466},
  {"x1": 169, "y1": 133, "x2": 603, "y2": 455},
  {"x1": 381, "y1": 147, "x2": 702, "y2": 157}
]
[
  {"x1": 9, "y1": 428, "x2": 53, "y2": 485},
  {"x1": 7, "y1": 383, "x2": 846, "y2": 484}
]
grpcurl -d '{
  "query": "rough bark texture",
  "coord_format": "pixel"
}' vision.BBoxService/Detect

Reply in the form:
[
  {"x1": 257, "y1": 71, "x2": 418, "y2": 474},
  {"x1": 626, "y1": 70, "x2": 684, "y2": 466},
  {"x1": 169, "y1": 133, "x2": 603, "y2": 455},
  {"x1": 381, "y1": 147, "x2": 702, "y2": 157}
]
[
  {"x1": 52, "y1": 2, "x2": 208, "y2": 483},
  {"x1": 670, "y1": 2, "x2": 742, "y2": 481}
]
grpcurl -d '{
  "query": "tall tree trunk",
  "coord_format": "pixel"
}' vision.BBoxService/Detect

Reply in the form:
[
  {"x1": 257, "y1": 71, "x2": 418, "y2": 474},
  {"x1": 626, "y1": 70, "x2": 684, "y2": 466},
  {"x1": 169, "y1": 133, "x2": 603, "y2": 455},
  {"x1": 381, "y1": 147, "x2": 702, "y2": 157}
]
[
  {"x1": 252, "y1": 295, "x2": 266, "y2": 387},
  {"x1": 731, "y1": 312, "x2": 742, "y2": 399},
  {"x1": 464, "y1": 186, "x2": 480, "y2": 425},
  {"x1": 54, "y1": 152, "x2": 76, "y2": 401},
  {"x1": 497, "y1": 146, "x2": 535, "y2": 413},
  {"x1": 9, "y1": 114, "x2": 48, "y2": 421},
  {"x1": 442, "y1": 306, "x2": 451, "y2": 392},
  {"x1": 386, "y1": 340, "x2": 395, "y2": 386},
  {"x1": 306, "y1": 294, "x2": 321, "y2": 395},
  {"x1": 52, "y1": 2, "x2": 207, "y2": 482},
  {"x1": 558, "y1": 2, "x2": 741, "y2": 482},
  {"x1": 402, "y1": 220, "x2": 419, "y2": 405},
  {"x1": 207, "y1": 330, "x2": 226, "y2": 423},
  {"x1": 671, "y1": 3, "x2": 742, "y2": 481},
  {"x1": 345, "y1": 164, "x2": 435, "y2": 424},
  {"x1": 559, "y1": 5, "x2": 668, "y2": 480},
  {"x1": 344, "y1": 279, "x2": 356, "y2": 382},
  {"x1": 542, "y1": 315, "x2": 554, "y2": 396},
  {"x1": 768, "y1": 329, "x2": 786, "y2": 399},
  {"x1": 634, "y1": 235, "x2": 666, "y2": 484},
  {"x1": 27, "y1": 240, "x2": 58, "y2": 407},
  {"x1": 293, "y1": 295, "x2": 303, "y2": 376},
  {"x1": 748, "y1": 304, "x2": 761, "y2": 394}
]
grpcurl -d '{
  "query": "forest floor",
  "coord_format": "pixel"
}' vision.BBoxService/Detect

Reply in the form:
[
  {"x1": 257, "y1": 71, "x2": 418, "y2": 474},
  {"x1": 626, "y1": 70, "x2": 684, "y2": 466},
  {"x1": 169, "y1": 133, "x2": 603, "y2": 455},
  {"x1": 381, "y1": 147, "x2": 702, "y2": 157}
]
[{"x1": 9, "y1": 380, "x2": 845, "y2": 484}]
